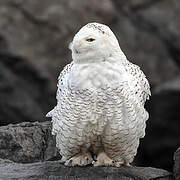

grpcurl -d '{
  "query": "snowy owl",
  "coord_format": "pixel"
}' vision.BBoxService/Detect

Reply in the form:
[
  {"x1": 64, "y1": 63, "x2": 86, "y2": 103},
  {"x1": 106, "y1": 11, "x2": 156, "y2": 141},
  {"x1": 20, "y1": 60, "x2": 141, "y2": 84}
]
[{"x1": 46, "y1": 22, "x2": 150, "y2": 167}]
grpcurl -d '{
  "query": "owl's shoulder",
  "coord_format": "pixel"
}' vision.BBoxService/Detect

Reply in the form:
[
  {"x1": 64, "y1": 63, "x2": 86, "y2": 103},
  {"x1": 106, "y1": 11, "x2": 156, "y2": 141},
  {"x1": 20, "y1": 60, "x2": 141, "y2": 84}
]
[
  {"x1": 58, "y1": 62, "x2": 74, "y2": 82},
  {"x1": 56, "y1": 62, "x2": 74, "y2": 100}
]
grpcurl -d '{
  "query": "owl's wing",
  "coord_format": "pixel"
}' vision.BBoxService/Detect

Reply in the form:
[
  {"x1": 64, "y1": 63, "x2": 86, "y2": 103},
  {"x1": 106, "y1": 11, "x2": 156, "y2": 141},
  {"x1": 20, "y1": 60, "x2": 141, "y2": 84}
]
[
  {"x1": 123, "y1": 62, "x2": 151, "y2": 138},
  {"x1": 56, "y1": 62, "x2": 74, "y2": 102},
  {"x1": 124, "y1": 62, "x2": 151, "y2": 106},
  {"x1": 46, "y1": 62, "x2": 74, "y2": 117}
]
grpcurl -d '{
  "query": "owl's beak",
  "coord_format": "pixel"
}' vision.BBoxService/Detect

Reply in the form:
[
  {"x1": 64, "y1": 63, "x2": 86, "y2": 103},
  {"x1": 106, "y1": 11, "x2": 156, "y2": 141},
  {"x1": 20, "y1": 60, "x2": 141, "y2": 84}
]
[
  {"x1": 74, "y1": 48, "x2": 80, "y2": 54},
  {"x1": 72, "y1": 40, "x2": 82, "y2": 55}
]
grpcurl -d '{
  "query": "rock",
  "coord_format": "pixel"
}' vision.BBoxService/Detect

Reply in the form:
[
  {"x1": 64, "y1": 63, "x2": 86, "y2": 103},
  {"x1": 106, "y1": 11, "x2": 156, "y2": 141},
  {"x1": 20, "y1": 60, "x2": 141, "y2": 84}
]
[
  {"x1": 0, "y1": 159, "x2": 173, "y2": 180},
  {"x1": 174, "y1": 147, "x2": 180, "y2": 180},
  {"x1": 135, "y1": 78, "x2": 180, "y2": 171},
  {"x1": 0, "y1": 120, "x2": 178, "y2": 176},
  {"x1": 0, "y1": 121, "x2": 60, "y2": 163},
  {"x1": 0, "y1": 52, "x2": 56, "y2": 126}
]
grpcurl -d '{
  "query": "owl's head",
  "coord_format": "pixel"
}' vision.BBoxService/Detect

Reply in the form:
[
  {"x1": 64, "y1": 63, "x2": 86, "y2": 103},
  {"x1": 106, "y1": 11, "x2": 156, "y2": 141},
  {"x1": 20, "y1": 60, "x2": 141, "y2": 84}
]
[{"x1": 70, "y1": 22, "x2": 126, "y2": 63}]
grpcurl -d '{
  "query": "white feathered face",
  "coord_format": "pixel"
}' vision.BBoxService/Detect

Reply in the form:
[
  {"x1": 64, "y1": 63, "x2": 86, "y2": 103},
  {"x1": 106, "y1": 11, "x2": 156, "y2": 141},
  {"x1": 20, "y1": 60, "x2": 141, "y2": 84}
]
[{"x1": 70, "y1": 23, "x2": 122, "y2": 63}]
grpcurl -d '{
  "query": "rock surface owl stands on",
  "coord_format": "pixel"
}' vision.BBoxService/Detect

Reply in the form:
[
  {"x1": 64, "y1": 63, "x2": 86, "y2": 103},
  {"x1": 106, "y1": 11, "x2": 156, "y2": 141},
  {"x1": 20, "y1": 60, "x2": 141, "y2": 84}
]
[{"x1": 46, "y1": 22, "x2": 151, "y2": 167}]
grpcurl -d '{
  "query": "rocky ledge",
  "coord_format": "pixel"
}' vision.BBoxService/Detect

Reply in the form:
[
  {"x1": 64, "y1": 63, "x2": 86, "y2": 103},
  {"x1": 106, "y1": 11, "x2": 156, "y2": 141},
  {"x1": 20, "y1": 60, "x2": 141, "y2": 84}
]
[
  {"x1": 0, "y1": 121, "x2": 179, "y2": 180},
  {"x1": 0, "y1": 159, "x2": 173, "y2": 180},
  {"x1": 0, "y1": 121, "x2": 59, "y2": 163}
]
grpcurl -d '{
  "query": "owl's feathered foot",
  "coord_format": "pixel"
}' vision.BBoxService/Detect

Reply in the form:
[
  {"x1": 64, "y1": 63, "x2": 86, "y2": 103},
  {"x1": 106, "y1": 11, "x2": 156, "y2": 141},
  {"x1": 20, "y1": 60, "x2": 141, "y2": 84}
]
[
  {"x1": 93, "y1": 152, "x2": 115, "y2": 167},
  {"x1": 64, "y1": 152, "x2": 93, "y2": 166}
]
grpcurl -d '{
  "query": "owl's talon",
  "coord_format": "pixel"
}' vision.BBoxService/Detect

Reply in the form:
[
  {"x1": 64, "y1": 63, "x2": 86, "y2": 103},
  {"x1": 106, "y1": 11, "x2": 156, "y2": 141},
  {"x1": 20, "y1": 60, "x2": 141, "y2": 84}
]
[
  {"x1": 124, "y1": 162, "x2": 131, "y2": 167},
  {"x1": 114, "y1": 161, "x2": 123, "y2": 167},
  {"x1": 64, "y1": 159, "x2": 73, "y2": 166},
  {"x1": 65, "y1": 152, "x2": 93, "y2": 166},
  {"x1": 93, "y1": 155, "x2": 97, "y2": 160},
  {"x1": 93, "y1": 152, "x2": 114, "y2": 167}
]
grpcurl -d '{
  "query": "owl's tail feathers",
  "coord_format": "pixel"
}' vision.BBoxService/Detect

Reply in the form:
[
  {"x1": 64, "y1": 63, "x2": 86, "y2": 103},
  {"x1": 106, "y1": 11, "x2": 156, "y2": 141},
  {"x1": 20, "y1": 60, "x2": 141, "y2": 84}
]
[
  {"x1": 46, "y1": 109, "x2": 58, "y2": 136},
  {"x1": 46, "y1": 109, "x2": 54, "y2": 118}
]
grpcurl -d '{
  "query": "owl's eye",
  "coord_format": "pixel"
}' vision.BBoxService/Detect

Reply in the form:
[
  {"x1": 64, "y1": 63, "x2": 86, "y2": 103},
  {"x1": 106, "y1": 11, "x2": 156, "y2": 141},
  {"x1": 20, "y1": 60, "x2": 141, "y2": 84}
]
[{"x1": 86, "y1": 38, "x2": 95, "y2": 42}]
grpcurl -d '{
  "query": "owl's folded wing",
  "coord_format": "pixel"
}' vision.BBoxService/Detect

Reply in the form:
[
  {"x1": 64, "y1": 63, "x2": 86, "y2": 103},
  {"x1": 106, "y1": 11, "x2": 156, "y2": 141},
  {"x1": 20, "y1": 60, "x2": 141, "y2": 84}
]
[
  {"x1": 46, "y1": 62, "x2": 74, "y2": 118},
  {"x1": 124, "y1": 61, "x2": 151, "y2": 106}
]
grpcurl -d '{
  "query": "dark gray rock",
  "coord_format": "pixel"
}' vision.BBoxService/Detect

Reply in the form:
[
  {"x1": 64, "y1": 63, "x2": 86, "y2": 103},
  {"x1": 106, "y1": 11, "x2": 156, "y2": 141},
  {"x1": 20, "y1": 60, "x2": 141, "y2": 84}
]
[
  {"x1": 0, "y1": 159, "x2": 173, "y2": 180},
  {"x1": 0, "y1": 120, "x2": 177, "y2": 178},
  {"x1": 0, "y1": 52, "x2": 55, "y2": 126},
  {"x1": 0, "y1": 121, "x2": 59, "y2": 163},
  {"x1": 174, "y1": 147, "x2": 180, "y2": 180}
]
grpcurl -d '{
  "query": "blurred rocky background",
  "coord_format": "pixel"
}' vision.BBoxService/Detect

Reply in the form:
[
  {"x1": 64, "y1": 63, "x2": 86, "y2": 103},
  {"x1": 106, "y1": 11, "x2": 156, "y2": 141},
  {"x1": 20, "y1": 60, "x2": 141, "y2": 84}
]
[{"x1": 0, "y1": 0, "x2": 180, "y2": 175}]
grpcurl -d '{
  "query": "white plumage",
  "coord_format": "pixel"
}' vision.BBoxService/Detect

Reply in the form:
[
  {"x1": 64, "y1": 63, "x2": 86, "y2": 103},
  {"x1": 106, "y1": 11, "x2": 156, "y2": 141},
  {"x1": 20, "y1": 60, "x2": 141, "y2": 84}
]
[{"x1": 47, "y1": 22, "x2": 151, "y2": 167}]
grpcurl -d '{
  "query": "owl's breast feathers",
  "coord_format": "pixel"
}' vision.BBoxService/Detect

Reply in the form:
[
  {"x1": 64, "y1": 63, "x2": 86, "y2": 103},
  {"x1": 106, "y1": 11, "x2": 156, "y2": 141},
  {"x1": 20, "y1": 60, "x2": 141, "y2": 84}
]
[
  {"x1": 48, "y1": 60, "x2": 151, "y2": 117},
  {"x1": 46, "y1": 60, "x2": 150, "y2": 160},
  {"x1": 61, "y1": 61, "x2": 150, "y2": 104},
  {"x1": 47, "y1": 60, "x2": 150, "y2": 132},
  {"x1": 125, "y1": 62, "x2": 151, "y2": 105}
]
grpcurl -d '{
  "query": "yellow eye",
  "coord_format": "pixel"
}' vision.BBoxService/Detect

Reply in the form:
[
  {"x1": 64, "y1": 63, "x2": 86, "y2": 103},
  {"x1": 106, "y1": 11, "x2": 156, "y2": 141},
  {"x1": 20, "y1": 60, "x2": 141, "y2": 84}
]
[{"x1": 86, "y1": 38, "x2": 95, "y2": 42}]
